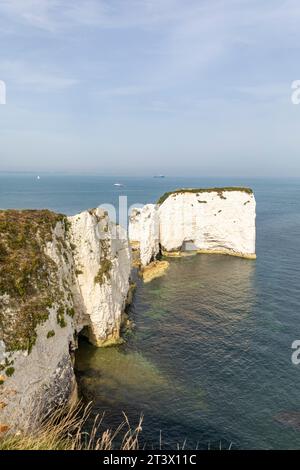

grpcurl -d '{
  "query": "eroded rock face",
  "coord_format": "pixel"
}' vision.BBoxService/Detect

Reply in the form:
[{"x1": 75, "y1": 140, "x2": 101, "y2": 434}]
[
  {"x1": 129, "y1": 204, "x2": 160, "y2": 266},
  {"x1": 158, "y1": 189, "x2": 256, "y2": 258},
  {"x1": 129, "y1": 188, "x2": 256, "y2": 263},
  {"x1": 68, "y1": 208, "x2": 131, "y2": 346},
  {"x1": 0, "y1": 208, "x2": 131, "y2": 431},
  {"x1": 128, "y1": 208, "x2": 142, "y2": 244}
]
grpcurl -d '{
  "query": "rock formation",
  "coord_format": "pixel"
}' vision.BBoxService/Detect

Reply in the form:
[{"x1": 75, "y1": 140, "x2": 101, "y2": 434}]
[
  {"x1": 69, "y1": 209, "x2": 131, "y2": 346},
  {"x1": 129, "y1": 187, "x2": 256, "y2": 264},
  {"x1": 129, "y1": 204, "x2": 159, "y2": 266},
  {"x1": 0, "y1": 208, "x2": 131, "y2": 431}
]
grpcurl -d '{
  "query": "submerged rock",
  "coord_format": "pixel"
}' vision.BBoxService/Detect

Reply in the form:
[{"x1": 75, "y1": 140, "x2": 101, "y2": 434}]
[{"x1": 274, "y1": 412, "x2": 300, "y2": 429}]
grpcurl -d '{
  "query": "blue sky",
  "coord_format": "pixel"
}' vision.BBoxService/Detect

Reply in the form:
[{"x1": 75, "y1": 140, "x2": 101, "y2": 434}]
[{"x1": 0, "y1": 0, "x2": 300, "y2": 176}]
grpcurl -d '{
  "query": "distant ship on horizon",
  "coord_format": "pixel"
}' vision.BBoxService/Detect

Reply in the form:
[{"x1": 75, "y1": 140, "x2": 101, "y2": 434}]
[{"x1": 153, "y1": 174, "x2": 165, "y2": 178}]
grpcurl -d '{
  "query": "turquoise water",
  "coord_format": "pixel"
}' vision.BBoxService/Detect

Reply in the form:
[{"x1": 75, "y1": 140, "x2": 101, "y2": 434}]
[{"x1": 1, "y1": 173, "x2": 300, "y2": 449}]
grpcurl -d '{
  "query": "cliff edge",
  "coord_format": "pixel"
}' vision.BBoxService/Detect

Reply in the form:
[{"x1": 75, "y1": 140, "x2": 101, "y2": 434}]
[{"x1": 0, "y1": 208, "x2": 131, "y2": 431}]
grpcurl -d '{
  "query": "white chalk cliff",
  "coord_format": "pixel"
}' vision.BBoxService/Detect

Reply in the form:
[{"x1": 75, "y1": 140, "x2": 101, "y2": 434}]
[
  {"x1": 129, "y1": 188, "x2": 256, "y2": 264},
  {"x1": 129, "y1": 204, "x2": 160, "y2": 266},
  {"x1": 69, "y1": 209, "x2": 131, "y2": 346},
  {"x1": 0, "y1": 208, "x2": 131, "y2": 431}
]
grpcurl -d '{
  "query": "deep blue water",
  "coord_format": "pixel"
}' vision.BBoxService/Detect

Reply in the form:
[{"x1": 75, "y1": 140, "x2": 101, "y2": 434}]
[{"x1": 1, "y1": 173, "x2": 300, "y2": 449}]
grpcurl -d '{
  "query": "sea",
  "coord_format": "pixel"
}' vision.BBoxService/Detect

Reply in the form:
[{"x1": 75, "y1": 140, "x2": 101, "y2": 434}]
[{"x1": 1, "y1": 173, "x2": 300, "y2": 449}]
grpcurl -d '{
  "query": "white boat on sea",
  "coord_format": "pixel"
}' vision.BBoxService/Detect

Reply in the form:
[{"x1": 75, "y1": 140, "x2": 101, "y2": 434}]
[{"x1": 113, "y1": 182, "x2": 124, "y2": 187}]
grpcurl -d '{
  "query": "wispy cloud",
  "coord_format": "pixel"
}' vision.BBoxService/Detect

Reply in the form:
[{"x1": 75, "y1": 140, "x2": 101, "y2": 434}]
[
  {"x1": 2, "y1": 0, "x2": 300, "y2": 86},
  {"x1": 0, "y1": 0, "x2": 61, "y2": 32},
  {"x1": 0, "y1": 0, "x2": 196, "y2": 32},
  {"x1": 0, "y1": 59, "x2": 78, "y2": 91}
]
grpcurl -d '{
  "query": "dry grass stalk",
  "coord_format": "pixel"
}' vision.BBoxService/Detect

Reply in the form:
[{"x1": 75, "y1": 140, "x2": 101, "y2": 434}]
[{"x1": 0, "y1": 402, "x2": 143, "y2": 450}]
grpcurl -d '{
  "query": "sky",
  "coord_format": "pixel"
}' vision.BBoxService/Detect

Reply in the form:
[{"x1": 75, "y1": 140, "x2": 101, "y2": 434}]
[{"x1": 0, "y1": 0, "x2": 300, "y2": 176}]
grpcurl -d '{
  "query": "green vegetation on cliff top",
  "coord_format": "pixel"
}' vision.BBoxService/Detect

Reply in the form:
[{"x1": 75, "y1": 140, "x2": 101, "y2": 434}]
[
  {"x1": 157, "y1": 187, "x2": 253, "y2": 205},
  {"x1": 0, "y1": 210, "x2": 68, "y2": 353}
]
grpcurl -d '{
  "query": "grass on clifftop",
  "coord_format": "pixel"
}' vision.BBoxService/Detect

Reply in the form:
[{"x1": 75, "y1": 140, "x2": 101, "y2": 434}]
[
  {"x1": 0, "y1": 401, "x2": 233, "y2": 450},
  {"x1": 0, "y1": 403, "x2": 143, "y2": 450},
  {"x1": 0, "y1": 210, "x2": 68, "y2": 353},
  {"x1": 157, "y1": 187, "x2": 253, "y2": 205}
]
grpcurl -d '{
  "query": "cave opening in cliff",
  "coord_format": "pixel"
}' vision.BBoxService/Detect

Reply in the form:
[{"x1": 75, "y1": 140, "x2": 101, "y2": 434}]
[{"x1": 181, "y1": 240, "x2": 197, "y2": 251}]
